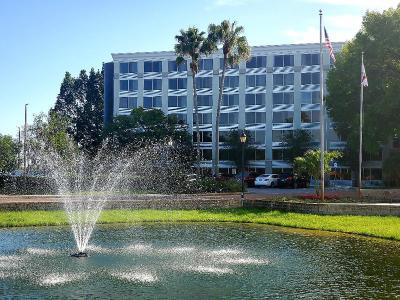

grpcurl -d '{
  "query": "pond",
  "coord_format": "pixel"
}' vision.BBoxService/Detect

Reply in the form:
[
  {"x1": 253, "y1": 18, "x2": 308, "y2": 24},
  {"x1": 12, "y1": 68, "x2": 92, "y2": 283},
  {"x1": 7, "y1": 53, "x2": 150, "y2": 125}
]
[{"x1": 0, "y1": 223, "x2": 399, "y2": 299}]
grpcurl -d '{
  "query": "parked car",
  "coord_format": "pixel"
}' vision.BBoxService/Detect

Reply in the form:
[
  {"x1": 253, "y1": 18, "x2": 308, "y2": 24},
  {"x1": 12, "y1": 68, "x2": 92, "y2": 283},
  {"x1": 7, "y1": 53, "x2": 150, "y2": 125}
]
[
  {"x1": 278, "y1": 173, "x2": 309, "y2": 188},
  {"x1": 235, "y1": 172, "x2": 260, "y2": 187},
  {"x1": 254, "y1": 174, "x2": 279, "y2": 188}
]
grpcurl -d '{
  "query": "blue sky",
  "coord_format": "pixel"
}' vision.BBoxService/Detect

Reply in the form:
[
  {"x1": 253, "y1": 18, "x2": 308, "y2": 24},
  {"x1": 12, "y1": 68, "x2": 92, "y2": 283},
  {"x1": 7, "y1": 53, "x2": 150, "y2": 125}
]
[{"x1": 0, "y1": 0, "x2": 397, "y2": 136}]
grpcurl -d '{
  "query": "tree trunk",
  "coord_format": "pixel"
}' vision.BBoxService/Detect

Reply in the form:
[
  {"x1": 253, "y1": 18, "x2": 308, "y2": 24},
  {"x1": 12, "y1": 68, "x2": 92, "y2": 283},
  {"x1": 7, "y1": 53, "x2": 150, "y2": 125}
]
[
  {"x1": 214, "y1": 54, "x2": 227, "y2": 176},
  {"x1": 192, "y1": 72, "x2": 201, "y2": 175}
]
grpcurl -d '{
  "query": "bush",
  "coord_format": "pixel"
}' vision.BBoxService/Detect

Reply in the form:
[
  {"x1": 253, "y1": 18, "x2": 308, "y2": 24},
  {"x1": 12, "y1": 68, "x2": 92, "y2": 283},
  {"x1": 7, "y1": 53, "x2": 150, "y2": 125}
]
[
  {"x1": 0, "y1": 175, "x2": 56, "y2": 195},
  {"x1": 194, "y1": 177, "x2": 243, "y2": 193},
  {"x1": 383, "y1": 152, "x2": 400, "y2": 187}
]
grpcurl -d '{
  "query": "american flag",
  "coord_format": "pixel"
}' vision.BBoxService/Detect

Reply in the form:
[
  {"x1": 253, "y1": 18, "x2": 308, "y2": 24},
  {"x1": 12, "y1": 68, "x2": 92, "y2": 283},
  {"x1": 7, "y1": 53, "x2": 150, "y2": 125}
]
[
  {"x1": 324, "y1": 27, "x2": 336, "y2": 63},
  {"x1": 361, "y1": 61, "x2": 368, "y2": 87}
]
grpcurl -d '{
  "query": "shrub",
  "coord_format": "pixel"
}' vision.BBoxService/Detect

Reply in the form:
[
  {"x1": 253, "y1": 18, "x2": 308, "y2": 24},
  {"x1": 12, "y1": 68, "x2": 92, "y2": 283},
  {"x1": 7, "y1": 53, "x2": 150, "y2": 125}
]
[{"x1": 0, "y1": 175, "x2": 56, "y2": 195}]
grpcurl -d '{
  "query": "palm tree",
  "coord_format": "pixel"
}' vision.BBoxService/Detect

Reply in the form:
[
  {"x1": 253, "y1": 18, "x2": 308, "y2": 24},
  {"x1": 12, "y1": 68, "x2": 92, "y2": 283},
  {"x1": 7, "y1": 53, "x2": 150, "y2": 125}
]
[
  {"x1": 174, "y1": 27, "x2": 213, "y2": 174},
  {"x1": 207, "y1": 20, "x2": 250, "y2": 176}
]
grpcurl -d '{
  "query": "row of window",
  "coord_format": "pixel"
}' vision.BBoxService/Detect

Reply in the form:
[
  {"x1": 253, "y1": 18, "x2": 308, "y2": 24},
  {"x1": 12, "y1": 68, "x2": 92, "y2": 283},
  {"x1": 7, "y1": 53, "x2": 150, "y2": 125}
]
[
  {"x1": 120, "y1": 72, "x2": 320, "y2": 91},
  {"x1": 120, "y1": 91, "x2": 320, "y2": 108},
  {"x1": 120, "y1": 54, "x2": 325, "y2": 74}
]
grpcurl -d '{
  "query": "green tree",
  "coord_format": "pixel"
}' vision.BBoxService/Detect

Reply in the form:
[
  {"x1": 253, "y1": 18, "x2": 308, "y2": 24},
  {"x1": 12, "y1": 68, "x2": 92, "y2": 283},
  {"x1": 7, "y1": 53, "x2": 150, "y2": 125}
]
[
  {"x1": 0, "y1": 135, "x2": 20, "y2": 173},
  {"x1": 174, "y1": 27, "x2": 213, "y2": 174},
  {"x1": 207, "y1": 20, "x2": 250, "y2": 176},
  {"x1": 75, "y1": 69, "x2": 104, "y2": 155},
  {"x1": 383, "y1": 152, "x2": 400, "y2": 187},
  {"x1": 282, "y1": 130, "x2": 312, "y2": 163},
  {"x1": 224, "y1": 130, "x2": 254, "y2": 170},
  {"x1": 104, "y1": 107, "x2": 192, "y2": 151},
  {"x1": 51, "y1": 68, "x2": 104, "y2": 155},
  {"x1": 326, "y1": 6, "x2": 400, "y2": 170},
  {"x1": 294, "y1": 150, "x2": 342, "y2": 195}
]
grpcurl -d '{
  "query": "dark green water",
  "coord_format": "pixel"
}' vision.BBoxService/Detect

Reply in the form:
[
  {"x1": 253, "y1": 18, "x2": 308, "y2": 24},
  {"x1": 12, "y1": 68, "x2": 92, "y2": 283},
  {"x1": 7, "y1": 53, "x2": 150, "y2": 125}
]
[{"x1": 0, "y1": 223, "x2": 399, "y2": 299}]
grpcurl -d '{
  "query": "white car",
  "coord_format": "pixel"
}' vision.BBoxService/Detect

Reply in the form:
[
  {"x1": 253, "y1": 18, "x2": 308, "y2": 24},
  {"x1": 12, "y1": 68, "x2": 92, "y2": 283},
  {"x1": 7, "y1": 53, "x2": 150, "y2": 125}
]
[{"x1": 254, "y1": 174, "x2": 279, "y2": 188}]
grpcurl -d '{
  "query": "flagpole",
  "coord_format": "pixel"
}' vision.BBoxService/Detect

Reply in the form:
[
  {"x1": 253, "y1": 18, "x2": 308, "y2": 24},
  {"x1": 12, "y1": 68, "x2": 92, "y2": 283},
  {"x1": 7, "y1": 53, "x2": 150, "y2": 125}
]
[
  {"x1": 358, "y1": 52, "x2": 364, "y2": 199},
  {"x1": 319, "y1": 9, "x2": 325, "y2": 201}
]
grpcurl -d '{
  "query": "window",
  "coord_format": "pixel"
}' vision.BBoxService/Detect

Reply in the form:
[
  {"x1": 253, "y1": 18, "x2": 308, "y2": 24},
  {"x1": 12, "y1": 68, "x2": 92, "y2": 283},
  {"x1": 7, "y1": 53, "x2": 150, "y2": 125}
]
[
  {"x1": 193, "y1": 131, "x2": 212, "y2": 143},
  {"x1": 197, "y1": 95, "x2": 213, "y2": 106},
  {"x1": 273, "y1": 92, "x2": 294, "y2": 104},
  {"x1": 273, "y1": 73, "x2": 294, "y2": 86},
  {"x1": 220, "y1": 149, "x2": 231, "y2": 161},
  {"x1": 169, "y1": 113, "x2": 187, "y2": 124},
  {"x1": 272, "y1": 130, "x2": 291, "y2": 142},
  {"x1": 120, "y1": 80, "x2": 137, "y2": 91},
  {"x1": 201, "y1": 149, "x2": 212, "y2": 160},
  {"x1": 119, "y1": 97, "x2": 137, "y2": 109},
  {"x1": 248, "y1": 149, "x2": 265, "y2": 160},
  {"x1": 245, "y1": 93, "x2": 265, "y2": 105},
  {"x1": 120, "y1": 62, "x2": 138, "y2": 73},
  {"x1": 246, "y1": 56, "x2": 267, "y2": 68},
  {"x1": 301, "y1": 72, "x2": 320, "y2": 85},
  {"x1": 144, "y1": 79, "x2": 162, "y2": 90},
  {"x1": 144, "y1": 61, "x2": 162, "y2": 72},
  {"x1": 248, "y1": 131, "x2": 265, "y2": 144},
  {"x1": 301, "y1": 111, "x2": 320, "y2": 123},
  {"x1": 120, "y1": 80, "x2": 128, "y2": 91},
  {"x1": 246, "y1": 112, "x2": 266, "y2": 124},
  {"x1": 273, "y1": 111, "x2": 293, "y2": 123},
  {"x1": 220, "y1": 112, "x2": 239, "y2": 125},
  {"x1": 168, "y1": 78, "x2": 187, "y2": 89},
  {"x1": 222, "y1": 94, "x2": 239, "y2": 106},
  {"x1": 168, "y1": 60, "x2": 187, "y2": 72},
  {"x1": 219, "y1": 131, "x2": 230, "y2": 142},
  {"x1": 194, "y1": 113, "x2": 212, "y2": 125},
  {"x1": 168, "y1": 96, "x2": 187, "y2": 107},
  {"x1": 143, "y1": 96, "x2": 162, "y2": 108},
  {"x1": 301, "y1": 54, "x2": 319, "y2": 66},
  {"x1": 246, "y1": 75, "x2": 266, "y2": 87},
  {"x1": 220, "y1": 58, "x2": 238, "y2": 69},
  {"x1": 274, "y1": 55, "x2": 294, "y2": 67},
  {"x1": 309, "y1": 129, "x2": 320, "y2": 142},
  {"x1": 272, "y1": 149, "x2": 290, "y2": 160},
  {"x1": 223, "y1": 76, "x2": 239, "y2": 88},
  {"x1": 196, "y1": 77, "x2": 212, "y2": 89},
  {"x1": 301, "y1": 91, "x2": 320, "y2": 104},
  {"x1": 199, "y1": 59, "x2": 213, "y2": 70}
]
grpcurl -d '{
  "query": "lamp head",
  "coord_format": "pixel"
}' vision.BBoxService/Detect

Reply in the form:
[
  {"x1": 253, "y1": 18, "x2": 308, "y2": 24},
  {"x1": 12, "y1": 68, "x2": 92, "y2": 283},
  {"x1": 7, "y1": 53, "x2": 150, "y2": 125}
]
[{"x1": 240, "y1": 132, "x2": 247, "y2": 143}]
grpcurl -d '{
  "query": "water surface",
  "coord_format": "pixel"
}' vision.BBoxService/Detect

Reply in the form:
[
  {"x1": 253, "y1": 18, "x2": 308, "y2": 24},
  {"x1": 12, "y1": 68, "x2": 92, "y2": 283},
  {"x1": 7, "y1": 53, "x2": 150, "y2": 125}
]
[{"x1": 0, "y1": 223, "x2": 399, "y2": 299}]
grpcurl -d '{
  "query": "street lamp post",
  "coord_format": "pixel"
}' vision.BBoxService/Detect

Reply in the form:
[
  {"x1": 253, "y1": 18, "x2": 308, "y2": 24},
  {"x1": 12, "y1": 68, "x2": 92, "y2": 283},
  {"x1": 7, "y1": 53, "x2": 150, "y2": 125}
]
[{"x1": 240, "y1": 132, "x2": 247, "y2": 204}]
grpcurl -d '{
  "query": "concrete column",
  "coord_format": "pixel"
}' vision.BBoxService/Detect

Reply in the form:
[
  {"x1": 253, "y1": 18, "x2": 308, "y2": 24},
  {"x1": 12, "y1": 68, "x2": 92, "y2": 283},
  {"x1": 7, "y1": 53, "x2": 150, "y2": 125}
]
[
  {"x1": 113, "y1": 62, "x2": 120, "y2": 117},
  {"x1": 265, "y1": 56, "x2": 273, "y2": 173},
  {"x1": 293, "y1": 53, "x2": 302, "y2": 129},
  {"x1": 238, "y1": 61, "x2": 246, "y2": 130},
  {"x1": 212, "y1": 55, "x2": 220, "y2": 172},
  {"x1": 187, "y1": 66, "x2": 194, "y2": 134},
  {"x1": 137, "y1": 61, "x2": 144, "y2": 107},
  {"x1": 161, "y1": 60, "x2": 168, "y2": 114}
]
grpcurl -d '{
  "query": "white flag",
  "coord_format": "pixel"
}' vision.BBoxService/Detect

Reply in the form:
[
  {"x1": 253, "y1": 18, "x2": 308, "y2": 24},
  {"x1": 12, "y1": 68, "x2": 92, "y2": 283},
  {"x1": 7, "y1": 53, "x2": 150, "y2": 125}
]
[{"x1": 361, "y1": 62, "x2": 368, "y2": 87}]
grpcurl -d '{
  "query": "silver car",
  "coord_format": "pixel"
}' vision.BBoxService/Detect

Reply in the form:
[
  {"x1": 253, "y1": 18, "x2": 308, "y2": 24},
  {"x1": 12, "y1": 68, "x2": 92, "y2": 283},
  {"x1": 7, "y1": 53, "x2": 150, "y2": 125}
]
[{"x1": 254, "y1": 174, "x2": 279, "y2": 188}]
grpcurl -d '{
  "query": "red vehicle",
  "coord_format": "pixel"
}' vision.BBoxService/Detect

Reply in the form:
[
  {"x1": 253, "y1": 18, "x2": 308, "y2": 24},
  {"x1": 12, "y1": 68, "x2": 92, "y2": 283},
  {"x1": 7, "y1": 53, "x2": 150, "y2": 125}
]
[{"x1": 235, "y1": 172, "x2": 260, "y2": 187}]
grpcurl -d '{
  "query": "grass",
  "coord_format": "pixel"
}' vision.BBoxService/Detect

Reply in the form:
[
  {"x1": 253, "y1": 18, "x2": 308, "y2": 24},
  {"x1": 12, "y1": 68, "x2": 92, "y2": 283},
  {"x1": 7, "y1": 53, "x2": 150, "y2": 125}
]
[{"x1": 1, "y1": 208, "x2": 400, "y2": 241}]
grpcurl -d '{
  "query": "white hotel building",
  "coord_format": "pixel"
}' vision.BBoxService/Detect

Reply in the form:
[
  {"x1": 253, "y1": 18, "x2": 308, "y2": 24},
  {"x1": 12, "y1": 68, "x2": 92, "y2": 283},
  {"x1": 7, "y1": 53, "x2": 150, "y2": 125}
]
[{"x1": 103, "y1": 42, "x2": 384, "y2": 181}]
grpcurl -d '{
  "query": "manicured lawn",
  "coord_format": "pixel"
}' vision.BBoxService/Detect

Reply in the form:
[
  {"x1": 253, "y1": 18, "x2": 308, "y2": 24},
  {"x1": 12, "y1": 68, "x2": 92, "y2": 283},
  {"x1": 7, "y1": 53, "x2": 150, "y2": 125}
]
[{"x1": 0, "y1": 208, "x2": 400, "y2": 241}]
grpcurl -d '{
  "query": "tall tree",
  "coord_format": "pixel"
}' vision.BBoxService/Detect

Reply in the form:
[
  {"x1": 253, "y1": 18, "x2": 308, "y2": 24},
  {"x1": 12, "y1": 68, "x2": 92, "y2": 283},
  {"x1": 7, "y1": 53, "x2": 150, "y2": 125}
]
[
  {"x1": 326, "y1": 6, "x2": 400, "y2": 171},
  {"x1": 51, "y1": 72, "x2": 76, "y2": 136},
  {"x1": 0, "y1": 135, "x2": 20, "y2": 173},
  {"x1": 207, "y1": 20, "x2": 250, "y2": 176},
  {"x1": 174, "y1": 27, "x2": 213, "y2": 175},
  {"x1": 51, "y1": 68, "x2": 104, "y2": 155},
  {"x1": 282, "y1": 129, "x2": 312, "y2": 163},
  {"x1": 75, "y1": 69, "x2": 104, "y2": 154}
]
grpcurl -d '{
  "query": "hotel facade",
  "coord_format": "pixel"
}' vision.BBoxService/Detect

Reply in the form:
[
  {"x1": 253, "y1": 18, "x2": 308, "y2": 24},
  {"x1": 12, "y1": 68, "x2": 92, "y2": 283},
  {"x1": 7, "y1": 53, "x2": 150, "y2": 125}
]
[{"x1": 103, "y1": 43, "x2": 384, "y2": 182}]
